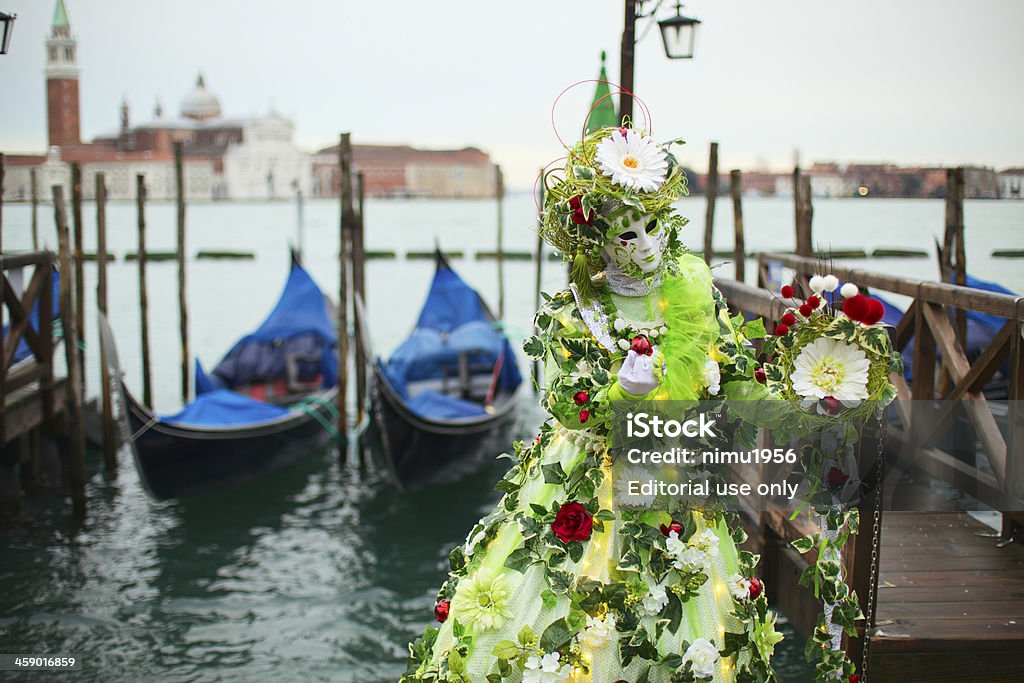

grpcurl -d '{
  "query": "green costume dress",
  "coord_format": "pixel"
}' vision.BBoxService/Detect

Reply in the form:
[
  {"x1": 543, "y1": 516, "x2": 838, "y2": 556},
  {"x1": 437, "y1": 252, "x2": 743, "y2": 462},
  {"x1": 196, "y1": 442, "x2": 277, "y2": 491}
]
[{"x1": 401, "y1": 254, "x2": 780, "y2": 683}]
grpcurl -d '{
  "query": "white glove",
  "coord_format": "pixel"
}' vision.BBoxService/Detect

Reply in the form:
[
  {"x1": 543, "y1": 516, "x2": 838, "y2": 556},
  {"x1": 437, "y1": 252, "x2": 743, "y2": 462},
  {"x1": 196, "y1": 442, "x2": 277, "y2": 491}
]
[{"x1": 618, "y1": 349, "x2": 659, "y2": 396}]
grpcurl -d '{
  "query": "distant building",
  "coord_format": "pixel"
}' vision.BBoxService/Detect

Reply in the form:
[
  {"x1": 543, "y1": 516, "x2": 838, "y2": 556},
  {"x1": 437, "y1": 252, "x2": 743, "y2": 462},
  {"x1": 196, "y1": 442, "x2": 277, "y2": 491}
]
[
  {"x1": 998, "y1": 169, "x2": 1024, "y2": 199},
  {"x1": 311, "y1": 144, "x2": 497, "y2": 199}
]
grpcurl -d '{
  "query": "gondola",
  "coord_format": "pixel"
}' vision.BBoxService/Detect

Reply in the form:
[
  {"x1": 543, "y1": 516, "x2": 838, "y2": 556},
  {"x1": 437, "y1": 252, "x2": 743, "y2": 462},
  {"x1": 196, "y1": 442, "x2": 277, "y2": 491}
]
[
  {"x1": 367, "y1": 250, "x2": 523, "y2": 489},
  {"x1": 100, "y1": 258, "x2": 340, "y2": 500}
]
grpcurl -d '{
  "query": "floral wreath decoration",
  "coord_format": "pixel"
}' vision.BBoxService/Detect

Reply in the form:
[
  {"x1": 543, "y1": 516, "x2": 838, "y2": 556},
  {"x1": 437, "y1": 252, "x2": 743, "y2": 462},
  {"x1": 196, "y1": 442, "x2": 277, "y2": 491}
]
[{"x1": 538, "y1": 125, "x2": 691, "y2": 301}]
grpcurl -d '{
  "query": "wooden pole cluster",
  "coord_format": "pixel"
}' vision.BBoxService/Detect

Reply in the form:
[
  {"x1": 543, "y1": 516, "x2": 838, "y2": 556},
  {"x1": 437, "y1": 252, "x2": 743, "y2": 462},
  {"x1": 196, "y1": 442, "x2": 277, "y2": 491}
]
[
  {"x1": 30, "y1": 169, "x2": 39, "y2": 250},
  {"x1": 496, "y1": 165, "x2": 506, "y2": 320},
  {"x1": 71, "y1": 163, "x2": 85, "y2": 396},
  {"x1": 533, "y1": 167, "x2": 545, "y2": 390},
  {"x1": 353, "y1": 171, "x2": 367, "y2": 424},
  {"x1": 702, "y1": 142, "x2": 719, "y2": 264},
  {"x1": 794, "y1": 166, "x2": 814, "y2": 257},
  {"x1": 174, "y1": 141, "x2": 189, "y2": 404},
  {"x1": 96, "y1": 174, "x2": 117, "y2": 472},
  {"x1": 53, "y1": 186, "x2": 87, "y2": 518},
  {"x1": 730, "y1": 169, "x2": 745, "y2": 283},
  {"x1": 136, "y1": 175, "x2": 153, "y2": 408},
  {"x1": 336, "y1": 133, "x2": 354, "y2": 443}
]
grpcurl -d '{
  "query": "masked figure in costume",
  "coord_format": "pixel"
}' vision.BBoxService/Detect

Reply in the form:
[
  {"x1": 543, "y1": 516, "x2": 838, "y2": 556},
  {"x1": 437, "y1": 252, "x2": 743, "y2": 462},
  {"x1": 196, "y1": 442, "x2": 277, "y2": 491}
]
[{"x1": 401, "y1": 126, "x2": 780, "y2": 683}]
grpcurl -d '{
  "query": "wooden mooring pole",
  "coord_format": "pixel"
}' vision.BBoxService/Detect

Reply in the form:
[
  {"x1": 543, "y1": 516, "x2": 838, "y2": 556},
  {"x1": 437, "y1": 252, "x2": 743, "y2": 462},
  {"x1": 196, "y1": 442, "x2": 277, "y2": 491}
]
[
  {"x1": 337, "y1": 133, "x2": 353, "y2": 443},
  {"x1": 96, "y1": 174, "x2": 116, "y2": 472},
  {"x1": 30, "y1": 169, "x2": 39, "y2": 251},
  {"x1": 71, "y1": 163, "x2": 86, "y2": 397},
  {"x1": 174, "y1": 141, "x2": 189, "y2": 404},
  {"x1": 53, "y1": 186, "x2": 87, "y2": 518},
  {"x1": 496, "y1": 165, "x2": 505, "y2": 320},
  {"x1": 703, "y1": 142, "x2": 719, "y2": 264},
  {"x1": 136, "y1": 174, "x2": 153, "y2": 408},
  {"x1": 353, "y1": 171, "x2": 367, "y2": 424},
  {"x1": 533, "y1": 167, "x2": 545, "y2": 391},
  {"x1": 730, "y1": 169, "x2": 745, "y2": 283},
  {"x1": 794, "y1": 167, "x2": 814, "y2": 257}
]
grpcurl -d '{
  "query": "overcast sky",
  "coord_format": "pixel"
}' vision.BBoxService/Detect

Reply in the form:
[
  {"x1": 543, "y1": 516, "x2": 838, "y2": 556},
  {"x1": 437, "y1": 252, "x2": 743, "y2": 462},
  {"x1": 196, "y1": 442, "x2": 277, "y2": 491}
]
[{"x1": 1, "y1": 0, "x2": 1022, "y2": 188}]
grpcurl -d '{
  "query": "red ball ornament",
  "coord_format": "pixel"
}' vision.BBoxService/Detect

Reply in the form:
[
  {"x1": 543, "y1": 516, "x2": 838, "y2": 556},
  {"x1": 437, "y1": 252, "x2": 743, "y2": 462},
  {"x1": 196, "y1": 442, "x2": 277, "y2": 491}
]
[
  {"x1": 862, "y1": 298, "x2": 885, "y2": 325},
  {"x1": 798, "y1": 303, "x2": 814, "y2": 317},
  {"x1": 631, "y1": 335, "x2": 654, "y2": 356},
  {"x1": 780, "y1": 285, "x2": 795, "y2": 298},
  {"x1": 748, "y1": 577, "x2": 764, "y2": 600},
  {"x1": 579, "y1": 409, "x2": 590, "y2": 423},
  {"x1": 827, "y1": 466, "x2": 850, "y2": 489},
  {"x1": 754, "y1": 368, "x2": 767, "y2": 384},
  {"x1": 821, "y1": 396, "x2": 842, "y2": 415},
  {"x1": 551, "y1": 501, "x2": 594, "y2": 543},
  {"x1": 660, "y1": 520, "x2": 684, "y2": 537},
  {"x1": 774, "y1": 323, "x2": 790, "y2": 336},
  {"x1": 573, "y1": 391, "x2": 589, "y2": 405},
  {"x1": 434, "y1": 600, "x2": 450, "y2": 623},
  {"x1": 781, "y1": 312, "x2": 797, "y2": 326},
  {"x1": 807, "y1": 294, "x2": 821, "y2": 308},
  {"x1": 843, "y1": 294, "x2": 869, "y2": 322}
]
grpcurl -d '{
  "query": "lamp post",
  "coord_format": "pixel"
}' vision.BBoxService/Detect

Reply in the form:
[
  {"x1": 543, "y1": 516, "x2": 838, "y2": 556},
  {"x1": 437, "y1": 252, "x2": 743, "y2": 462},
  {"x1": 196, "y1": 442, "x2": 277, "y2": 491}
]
[
  {"x1": 619, "y1": 1, "x2": 701, "y2": 124},
  {"x1": 0, "y1": 12, "x2": 16, "y2": 55}
]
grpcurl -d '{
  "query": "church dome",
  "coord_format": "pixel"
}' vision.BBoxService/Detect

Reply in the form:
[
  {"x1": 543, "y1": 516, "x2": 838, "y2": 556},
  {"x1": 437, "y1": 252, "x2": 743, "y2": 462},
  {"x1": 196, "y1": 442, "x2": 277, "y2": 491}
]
[{"x1": 180, "y1": 74, "x2": 221, "y2": 121}]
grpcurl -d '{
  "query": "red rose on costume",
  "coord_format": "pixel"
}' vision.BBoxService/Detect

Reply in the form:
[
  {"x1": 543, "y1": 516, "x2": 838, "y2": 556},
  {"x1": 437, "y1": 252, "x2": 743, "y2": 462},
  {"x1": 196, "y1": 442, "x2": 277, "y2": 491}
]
[
  {"x1": 807, "y1": 294, "x2": 821, "y2": 308},
  {"x1": 568, "y1": 195, "x2": 595, "y2": 225},
  {"x1": 573, "y1": 391, "x2": 589, "y2": 405},
  {"x1": 551, "y1": 502, "x2": 593, "y2": 543},
  {"x1": 843, "y1": 294, "x2": 869, "y2": 322},
  {"x1": 798, "y1": 303, "x2": 813, "y2": 317},
  {"x1": 849, "y1": 676, "x2": 861, "y2": 683},
  {"x1": 660, "y1": 520, "x2": 684, "y2": 537},
  {"x1": 827, "y1": 466, "x2": 850, "y2": 489},
  {"x1": 781, "y1": 285, "x2": 795, "y2": 298},
  {"x1": 631, "y1": 335, "x2": 653, "y2": 356},
  {"x1": 774, "y1": 323, "x2": 790, "y2": 336},
  {"x1": 434, "y1": 600, "x2": 450, "y2": 623},
  {"x1": 748, "y1": 577, "x2": 764, "y2": 600},
  {"x1": 781, "y1": 312, "x2": 797, "y2": 326},
  {"x1": 863, "y1": 298, "x2": 885, "y2": 325},
  {"x1": 754, "y1": 368, "x2": 767, "y2": 384},
  {"x1": 579, "y1": 409, "x2": 590, "y2": 423},
  {"x1": 820, "y1": 396, "x2": 842, "y2": 415}
]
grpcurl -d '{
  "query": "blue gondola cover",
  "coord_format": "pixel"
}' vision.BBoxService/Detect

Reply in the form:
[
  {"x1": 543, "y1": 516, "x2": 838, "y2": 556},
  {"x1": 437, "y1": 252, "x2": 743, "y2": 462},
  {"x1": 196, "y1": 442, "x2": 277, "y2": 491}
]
[
  {"x1": 160, "y1": 389, "x2": 292, "y2": 427},
  {"x1": 2, "y1": 269, "x2": 60, "y2": 365}
]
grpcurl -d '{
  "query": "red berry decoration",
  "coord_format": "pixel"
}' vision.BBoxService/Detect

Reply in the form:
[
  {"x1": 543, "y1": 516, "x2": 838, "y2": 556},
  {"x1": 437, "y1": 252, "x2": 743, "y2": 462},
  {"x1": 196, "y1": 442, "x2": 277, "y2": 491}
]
[
  {"x1": 843, "y1": 294, "x2": 869, "y2": 322},
  {"x1": 827, "y1": 466, "x2": 850, "y2": 489},
  {"x1": 617, "y1": 126, "x2": 630, "y2": 138},
  {"x1": 660, "y1": 520, "x2": 684, "y2": 537},
  {"x1": 862, "y1": 297, "x2": 885, "y2": 325},
  {"x1": 568, "y1": 195, "x2": 594, "y2": 225},
  {"x1": 573, "y1": 391, "x2": 589, "y2": 405},
  {"x1": 754, "y1": 368, "x2": 767, "y2": 384},
  {"x1": 551, "y1": 501, "x2": 594, "y2": 543},
  {"x1": 807, "y1": 294, "x2": 821, "y2": 308},
  {"x1": 434, "y1": 600, "x2": 450, "y2": 623},
  {"x1": 799, "y1": 303, "x2": 814, "y2": 317},
  {"x1": 579, "y1": 409, "x2": 590, "y2": 423},
  {"x1": 534, "y1": 434, "x2": 542, "y2": 443},
  {"x1": 631, "y1": 335, "x2": 653, "y2": 356},
  {"x1": 774, "y1": 323, "x2": 790, "y2": 336},
  {"x1": 780, "y1": 285, "x2": 795, "y2": 298},
  {"x1": 748, "y1": 577, "x2": 764, "y2": 600},
  {"x1": 820, "y1": 396, "x2": 842, "y2": 415},
  {"x1": 781, "y1": 312, "x2": 797, "y2": 326}
]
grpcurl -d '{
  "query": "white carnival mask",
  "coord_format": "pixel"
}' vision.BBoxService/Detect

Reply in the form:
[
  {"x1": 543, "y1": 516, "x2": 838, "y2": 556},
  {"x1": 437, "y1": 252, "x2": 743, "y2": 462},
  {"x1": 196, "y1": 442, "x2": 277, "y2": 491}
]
[{"x1": 602, "y1": 213, "x2": 665, "y2": 275}]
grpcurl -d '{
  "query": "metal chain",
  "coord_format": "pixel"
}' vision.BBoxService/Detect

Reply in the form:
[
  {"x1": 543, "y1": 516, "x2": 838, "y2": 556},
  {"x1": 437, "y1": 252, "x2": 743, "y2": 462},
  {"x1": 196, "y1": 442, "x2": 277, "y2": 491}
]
[{"x1": 861, "y1": 407, "x2": 886, "y2": 681}]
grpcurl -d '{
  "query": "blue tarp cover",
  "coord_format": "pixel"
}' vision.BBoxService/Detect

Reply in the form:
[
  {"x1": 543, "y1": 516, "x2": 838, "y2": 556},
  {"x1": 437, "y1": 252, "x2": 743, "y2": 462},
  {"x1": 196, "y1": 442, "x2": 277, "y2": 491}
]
[
  {"x1": 194, "y1": 359, "x2": 220, "y2": 395},
  {"x1": 212, "y1": 265, "x2": 337, "y2": 389},
  {"x1": 406, "y1": 390, "x2": 487, "y2": 420},
  {"x1": 160, "y1": 388, "x2": 292, "y2": 427}
]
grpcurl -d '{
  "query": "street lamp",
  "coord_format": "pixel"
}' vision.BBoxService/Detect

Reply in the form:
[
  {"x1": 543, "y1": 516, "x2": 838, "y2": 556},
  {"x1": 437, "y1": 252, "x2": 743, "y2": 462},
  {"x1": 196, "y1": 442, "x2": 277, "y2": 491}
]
[
  {"x1": 619, "y1": 1, "x2": 701, "y2": 124},
  {"x1": 658, "y1": 2, "x2": 701, "y2": 59},
  {"x1": 0, "y1": 12, "x2": 16, "y2": 55}
]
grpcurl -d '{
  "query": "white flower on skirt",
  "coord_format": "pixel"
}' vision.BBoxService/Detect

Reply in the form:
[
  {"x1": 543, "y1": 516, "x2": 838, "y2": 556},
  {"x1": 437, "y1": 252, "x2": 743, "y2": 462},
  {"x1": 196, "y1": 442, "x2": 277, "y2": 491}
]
[
  {"x1": 641, "y1": 583, "x2": 669, "y2": 615},
  {"x1": 790, "y1": 337, "x2": 871, "y2": 401},
  {"x1": 523, "y1": 652, "x2": 572, "y2": 683},
  {"x1": 682, "y1": 638, "x2": 721, "y2": 679},
  {"x1": 581, "y1": 613, "x2": 617, "y2": 648},
  {"x1": 703, "y1": 358, "x2": 721, "y2": 396},
  {"x1": 595, "y1": 129, "x2": 669, "y2": 193},
  {"x1": 697, "y1": 528, "x2": 720, "y2": 557},
  {"x1": 450, "y1": 570, "x2": 512, "y2": 632},
  {"x1": 729, "y1": 573, "x2": 752, "y2": 600}
]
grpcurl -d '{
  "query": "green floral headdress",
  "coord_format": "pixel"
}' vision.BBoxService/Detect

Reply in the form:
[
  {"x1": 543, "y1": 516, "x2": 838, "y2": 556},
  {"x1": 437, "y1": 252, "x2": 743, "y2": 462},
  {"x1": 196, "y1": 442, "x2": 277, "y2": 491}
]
[{"x1": 539, "y1": 126, "x2": 690, "y2": 299}]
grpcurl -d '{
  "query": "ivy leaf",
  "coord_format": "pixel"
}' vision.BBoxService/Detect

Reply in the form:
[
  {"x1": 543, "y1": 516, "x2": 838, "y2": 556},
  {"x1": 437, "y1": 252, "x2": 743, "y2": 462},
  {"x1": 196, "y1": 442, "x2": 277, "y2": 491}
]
[
  {"x1": 448, "y1": 648, "x2": 465, "y2": 674},
  {"x1": 541, "y1": 589, "x2": 557, "y2": 609},
  {"x1": 522, "y1": 335, "x2": 546, "y2": 360},
  {"x1": 548, "y1": 569, "x2": 574, "y2": 595},
  {"x1": 567, "y1": 540, "x2": 584, "y2": 563},
  {"x1": 504, "y1": 547, "x2": 535, "y2": 573},
  {"x1": 792, "y1": 535, "x2": 816, "y2": 553},
  {"x1": 518, "y1": 625, "x2": 535, "y2": 646},
  {"x1": 448, "y1": 547, "x2": 466, "y2": 572},
  {"x1": 491, "y1": 640, "x2": 519, "y2": 660},
  {"x1": 741, "y1": 318, "x2": 767, "y2": 340},
  {"x1": 664, "y1": 590, "x2": 683, "y2": 634},
  {"x1": 539, "y1": 617, "x2": 574, "y2": 653},
  {"x1": 542, "y1": 463, "x2": 567, "y2": 485}
]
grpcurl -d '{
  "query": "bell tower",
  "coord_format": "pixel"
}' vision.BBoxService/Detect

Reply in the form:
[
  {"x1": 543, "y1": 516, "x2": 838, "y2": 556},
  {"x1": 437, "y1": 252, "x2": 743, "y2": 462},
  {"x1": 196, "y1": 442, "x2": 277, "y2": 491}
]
[{"x1": 46, "y1": 0, "x2": 81, "y2": 147}]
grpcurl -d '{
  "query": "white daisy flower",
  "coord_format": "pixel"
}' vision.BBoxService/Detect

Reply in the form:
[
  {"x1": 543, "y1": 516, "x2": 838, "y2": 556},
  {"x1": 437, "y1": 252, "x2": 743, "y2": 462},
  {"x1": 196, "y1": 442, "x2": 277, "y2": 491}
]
[
  {"x1": 450, "y1": 571, "x2": 512, "y2": 632},
  {"x1": 582, "y1": 613, "x2": 617, "y2": 648},
  {"x1": 595, "y1": 130, "x2": 669, "y2": 193},
  {"x1": 790, "y1": 337, "x2": 871, "y2": 401},
  {"x1": 523, "y1": 652, "x2": 572, "y2": 683},
  {"x1": 729, "y1": 573, "x2": 752, "y2": 600}
]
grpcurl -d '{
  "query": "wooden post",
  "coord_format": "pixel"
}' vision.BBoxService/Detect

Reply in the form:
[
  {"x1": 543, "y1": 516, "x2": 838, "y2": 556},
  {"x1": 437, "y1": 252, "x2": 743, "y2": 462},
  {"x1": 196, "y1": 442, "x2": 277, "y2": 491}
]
[
  {"x1": 0, "y1": 153, "x2": 4, "y2": 255},
  {"x1": 496, "y1": 165, "x2": 506, "y2": 320},
  {"x1": 136, "y1": 174, "x2": 153, "y2": 408},
  {"x1": 53, "y1": 186, "x2": 87, "y2": 519},
  {"x1": 794, "y1": 168, "x2": 814, "y2": 257},
  {"x1": 730, "y1": 169, "x2": 745, "y2": 283},
  {"x1": 533, "y1": 168, "x2": 545, "y2": 391},
  {"x1": 619, "y1": 0, "x2": 637, "y2": 125},
  {"x1": 353, "y1": 171, "x2": 367, "y2": 423},
  {"x1": 942, "y1": 168, "x2": 967, "y2": 342},
  {"x1": 337, "y1": 133, "x2": 353, "y2": 442},
  {"x1": 702, "y1": 142, "x2": 719, "y2": 264},
  {"x1": 30, "y1": 169, "x2": 39, "y2": 250},
  {"x1": 96, "y1": 174, "x2": 116, "y2": 471},
  {"x1": 71, "y1": 163, "x2": 85, "y2": 397},
  {"x1": 174, "y1": 141, "x2": 189, "y2": 404}
]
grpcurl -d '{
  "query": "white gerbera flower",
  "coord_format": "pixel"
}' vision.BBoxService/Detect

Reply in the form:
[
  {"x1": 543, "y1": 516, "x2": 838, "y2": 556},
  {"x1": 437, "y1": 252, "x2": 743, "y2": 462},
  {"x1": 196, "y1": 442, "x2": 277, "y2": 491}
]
[
  {"x1": 595, "y1": 130, "x2": 669, "y2": 193},
  {"x1": 450, "y1": 570, "x2": 512, "y2": 632},
  {"x1": 791, "y1": 337, "x2": 871, "y2": 401},
  {"x1": 582, "y1": 613, "x2": 617, "y2": 648},
  {"x1": 641, "y1": 583, "x2": 669, "y2": 615},
  {"x1": 729, "y1": 573, "x2": 752, "y2": 600},
  {"x1": 703, "y1": 358, "x2": 721, "y2": 396},
  {"x1": 523, "y1": 652, "x2": 572, "y2": 683},
  {"x1": 682, "y1": 638, "x2": 720, "y2": 679}
]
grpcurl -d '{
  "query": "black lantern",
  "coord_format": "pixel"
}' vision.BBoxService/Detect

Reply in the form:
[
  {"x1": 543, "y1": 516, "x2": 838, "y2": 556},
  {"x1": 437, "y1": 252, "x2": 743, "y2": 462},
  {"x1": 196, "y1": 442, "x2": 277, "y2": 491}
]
[
  {"x1": 0, "y1": 12, "x2": 16, "y2": 55},
  {"x1": 657, "y1": 2, "x2": 700, "y2": 59}
]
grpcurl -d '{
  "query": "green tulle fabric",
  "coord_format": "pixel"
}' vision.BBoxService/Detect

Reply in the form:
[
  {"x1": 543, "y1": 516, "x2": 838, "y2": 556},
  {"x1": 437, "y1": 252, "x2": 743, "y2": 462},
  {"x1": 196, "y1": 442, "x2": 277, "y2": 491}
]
[{"x1": 658, "y1": 253, "x2": 720, "y2": 401}]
